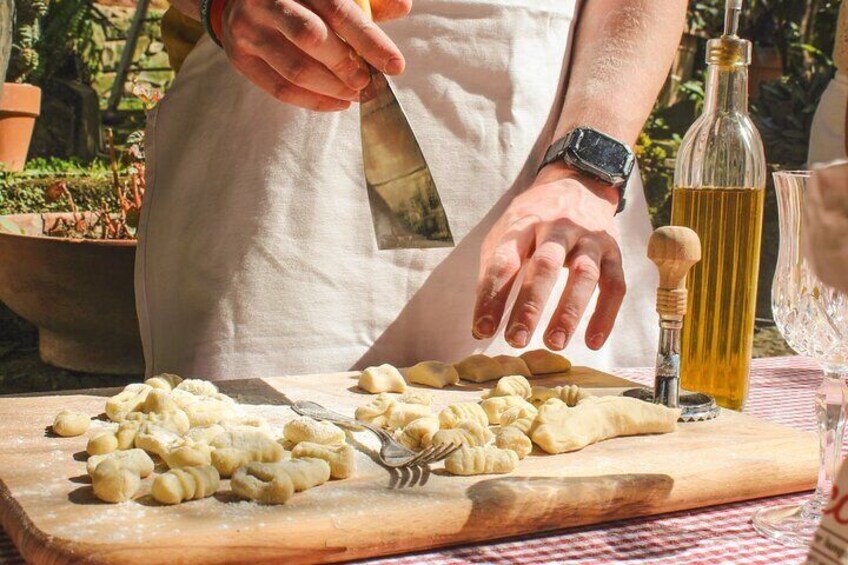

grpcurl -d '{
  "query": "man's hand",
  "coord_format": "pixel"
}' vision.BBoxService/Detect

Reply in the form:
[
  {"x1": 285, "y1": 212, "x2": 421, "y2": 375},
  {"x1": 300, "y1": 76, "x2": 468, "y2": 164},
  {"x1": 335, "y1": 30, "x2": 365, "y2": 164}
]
[
  {"x1": 220, "y1": 0, "x2": 410, "y2": 111},
  {"x1": 473, "y1": 164, "x2": 626, "y2": 351}
]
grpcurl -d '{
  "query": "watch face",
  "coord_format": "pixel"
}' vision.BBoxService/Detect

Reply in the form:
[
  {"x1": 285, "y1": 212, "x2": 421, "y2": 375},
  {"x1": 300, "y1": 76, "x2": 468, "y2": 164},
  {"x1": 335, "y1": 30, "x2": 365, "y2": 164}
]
[{"x1": 573, "y1": 130, "x2": 632, "y2": 175}]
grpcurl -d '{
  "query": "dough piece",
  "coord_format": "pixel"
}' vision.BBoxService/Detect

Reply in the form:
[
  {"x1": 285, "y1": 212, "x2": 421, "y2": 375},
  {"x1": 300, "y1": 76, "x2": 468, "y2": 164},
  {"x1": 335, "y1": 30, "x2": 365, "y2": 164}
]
[
  {"x1": 284, "y1": 417, "x2": 345, "y2": 446},
  {"x1": 184, "y1": 424, "x2": 226, "y2": 444},
  {"x1": 480, "y1": 396, "x2": 537, "y2": 425},
  {"x1": 144, "y1": 373, "x2": 183, "y2": 391},
  {"x1": 134, "y1": 423, "x2": 184, "y2": 458},
  {"x1": 454, "y1": 354, "x2": 504, "y2": 383},
  {"x1": 483, "y1": 375, "x2": 532, "y2": 399},
  {"x1": 52, "y1": 410, "x2": 90, "y2": 437},
  {"x1": 386, "y1": 403, "x2": 431, "y2": 431},
  {"x1": 91, "y1": 459, "x2": 141, "y2": 503},
  {"x1": 105, "y1": 383, "x2": 152, "y2": 422},
  {"x1": 398, "y1": 390, "x2": 433, "y2": 406},
  {"x1": 291, "y1": 441, "x2": 355, "y2": 479},
  {"x1": 87, "y1": 448, "x2": 155, "y2": 477},
  {"x1": 87, "y1": 432, "x2": 118, "y2": 456},
  {"x1": 499, "y1": 406, "x2": 537, "y2": 435},
  {"x1": 355, "y1": 393, "x2": 396, "y2": 427},
  {"x1": 152, "y1": 465, "x2": 220, "y2": 505},
  {"x1": 115, "y1": 420, "x2": 141, "y2": 449},
  {"x1": 162, "y1": 441, "x2": 214, "y2": 468},
  {"x1": 444, "y1": 445, "x2": 518, "y2": 475},
  {"x1": 398, "y1": 417, "x2": 440, "y2": 450},
  {"x1": 531, "y1": 395, "x2": 680, "y2": 454},
  {"x1": 181, "y1": 397, "x2": 237, "y2": 427},
  {"x1": 406, "y1": 361, "x2": 460, "y2": 389},
  {"x1": 231, "y1": 459, "x2": 331, "y2": 504},
  {"x1": 558, "y1": 385, "x2": 592, "y2": 407},
  {"x1": 358, "y1": 364, "x2": 407, "y2": 394},
  {"x1": 210, "y1": 429, "x2": 285, "y2": 477},
  {"x1": 174, "y1": 379, "x2": 219, "y2": 397},
  {"x1": 438, "y1": 402, "x2": 488, "y2": 429},
  {"x1": 528, "y1": 386, "x2": 559, "y2": 407},
  {"x1": 432, "y1": 420, "x2": 493, "y2": 448},
  {"x1": 520, "y1": 349, "x2": 572, "y2": 375},
  {"x1": 496, "y1": 426, "x2": 532, "y2": 459},
  {"x1": 137, "y1": 389, "x2": 191, "y2": 433},
  {"x1": 492, "y1": 355, "x2": 532, "y2": 378},
  {"x1": 125, "y1": 408, "x2": 190, "y2": 435}
]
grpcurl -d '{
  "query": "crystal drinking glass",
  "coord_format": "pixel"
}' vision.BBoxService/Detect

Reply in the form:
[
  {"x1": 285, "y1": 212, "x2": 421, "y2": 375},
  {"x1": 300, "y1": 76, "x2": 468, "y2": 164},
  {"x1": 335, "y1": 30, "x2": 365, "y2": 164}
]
[{"x1": 752, "y1": 171, "x2": 848, "y2": 546}]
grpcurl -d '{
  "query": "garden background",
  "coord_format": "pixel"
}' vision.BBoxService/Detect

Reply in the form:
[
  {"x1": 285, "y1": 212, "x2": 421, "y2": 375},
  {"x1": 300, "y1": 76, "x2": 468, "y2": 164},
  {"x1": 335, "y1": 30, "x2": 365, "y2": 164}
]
[{"x1": 0, "y1": 0, "x2": 837, "y2": 390}]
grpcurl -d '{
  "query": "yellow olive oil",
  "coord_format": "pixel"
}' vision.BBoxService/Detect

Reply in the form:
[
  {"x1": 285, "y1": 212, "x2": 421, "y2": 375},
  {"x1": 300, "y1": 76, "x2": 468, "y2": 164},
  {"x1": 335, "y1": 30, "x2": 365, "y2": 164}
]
[{"x1": 671, "y1": 186, "x2": 765, "y2": 410}]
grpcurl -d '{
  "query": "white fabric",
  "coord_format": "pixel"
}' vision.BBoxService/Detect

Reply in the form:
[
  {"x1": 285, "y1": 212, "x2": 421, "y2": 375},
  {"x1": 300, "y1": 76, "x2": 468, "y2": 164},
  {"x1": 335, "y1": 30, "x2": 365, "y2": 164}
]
[
  {"x1": 809, "y1": 71, "x2": 848, "y2": 166},
  {"x1": 136, "y1": 0, "x2": 658, "y2": 380}
]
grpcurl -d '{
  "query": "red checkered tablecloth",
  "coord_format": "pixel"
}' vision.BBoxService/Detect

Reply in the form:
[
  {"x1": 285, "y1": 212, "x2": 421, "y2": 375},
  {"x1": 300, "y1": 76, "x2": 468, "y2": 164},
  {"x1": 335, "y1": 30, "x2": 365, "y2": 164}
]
[{"x1": 0, "y1": 356, "x2": 822, "y2": 564}]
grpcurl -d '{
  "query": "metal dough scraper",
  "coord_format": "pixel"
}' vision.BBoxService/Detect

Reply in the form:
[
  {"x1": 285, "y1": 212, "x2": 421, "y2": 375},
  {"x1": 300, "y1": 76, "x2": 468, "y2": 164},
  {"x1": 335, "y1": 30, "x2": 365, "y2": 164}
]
[{"x1": 354, "y1": 0, "x2": 454, "y2": 250}]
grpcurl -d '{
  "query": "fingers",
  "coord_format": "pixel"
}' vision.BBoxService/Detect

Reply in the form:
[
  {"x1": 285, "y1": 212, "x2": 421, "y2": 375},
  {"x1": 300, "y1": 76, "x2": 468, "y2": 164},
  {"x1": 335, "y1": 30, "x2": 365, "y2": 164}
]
[
  {"x1": 370, "y1": 0, "x2": 413, "y2": 21},
  {"x1": 270, "y1": 0, "x2": 372, "y2": 90},
  {"x1": 543, "y1": 237, "x2": 603, "y2": 351},
  {"x1": 260, "y1": 37, "x2": 362, "y2": 100},
  {"x1": 472, "y1": 223, "x2": 536, "y2": 340},
  {"x1": 230, "y1": 54, "x2": 352, "y2": 111},
  {"x1": 307, "y1": 0, "x2": 406, "y2": 74},
  {"x1": 504, "y1": 237, "x2": 569, "y2": 348},
  {"x1": 584, "y1": 252, "x2": 626, "y2": 350}
]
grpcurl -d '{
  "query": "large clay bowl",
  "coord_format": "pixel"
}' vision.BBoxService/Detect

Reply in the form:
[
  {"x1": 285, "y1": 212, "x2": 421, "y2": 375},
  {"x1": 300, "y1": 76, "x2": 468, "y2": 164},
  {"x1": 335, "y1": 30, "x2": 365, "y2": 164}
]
[{"x1": 0, "y1": 213, "x2": 143, "y2": 374}]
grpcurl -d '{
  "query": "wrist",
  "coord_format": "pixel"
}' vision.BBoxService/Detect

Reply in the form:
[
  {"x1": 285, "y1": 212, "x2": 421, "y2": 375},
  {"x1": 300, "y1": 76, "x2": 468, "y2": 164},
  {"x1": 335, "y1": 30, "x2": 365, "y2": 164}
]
[{"x1": 536, "y1": 161, "x2": 622, "y2": 210}]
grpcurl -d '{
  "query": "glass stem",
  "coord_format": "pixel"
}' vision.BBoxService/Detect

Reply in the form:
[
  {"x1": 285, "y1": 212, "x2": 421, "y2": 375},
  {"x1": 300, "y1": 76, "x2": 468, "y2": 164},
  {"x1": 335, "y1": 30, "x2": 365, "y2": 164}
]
[{"x1": 806, "y1": 370, "x2": 847, "y2": 518}]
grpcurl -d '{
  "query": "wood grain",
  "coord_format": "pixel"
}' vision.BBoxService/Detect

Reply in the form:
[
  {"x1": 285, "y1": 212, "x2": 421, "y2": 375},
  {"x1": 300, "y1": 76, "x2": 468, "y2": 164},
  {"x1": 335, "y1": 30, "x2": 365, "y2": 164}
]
[{"x1": 0, "y1": 367, "x2": 817, "y2": 564}]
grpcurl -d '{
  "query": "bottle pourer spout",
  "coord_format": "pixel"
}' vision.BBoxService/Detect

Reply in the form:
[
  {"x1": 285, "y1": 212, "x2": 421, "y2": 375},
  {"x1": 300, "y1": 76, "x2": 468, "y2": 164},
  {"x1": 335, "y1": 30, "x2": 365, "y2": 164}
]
[{"x1": 724, "y1": 0, "x2": 743, "y2": 37}]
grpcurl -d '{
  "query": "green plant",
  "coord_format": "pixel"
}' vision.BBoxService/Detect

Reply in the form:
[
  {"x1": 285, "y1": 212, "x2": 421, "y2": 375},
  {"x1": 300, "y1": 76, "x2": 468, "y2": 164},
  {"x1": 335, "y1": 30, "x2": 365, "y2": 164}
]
[
  {"x1": 636, "y1": 114, "x2": 681, "y2": 228},
  {"x1": 7, "y1": 0, "x2": 48, "y2": 83}
]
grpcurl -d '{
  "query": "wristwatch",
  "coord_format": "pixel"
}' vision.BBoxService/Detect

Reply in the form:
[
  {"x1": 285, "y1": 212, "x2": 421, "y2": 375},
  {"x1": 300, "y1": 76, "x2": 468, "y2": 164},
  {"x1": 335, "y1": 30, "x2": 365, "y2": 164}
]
[{"x1": 540, "y1": 127, "x2": 635, "y2": 214}]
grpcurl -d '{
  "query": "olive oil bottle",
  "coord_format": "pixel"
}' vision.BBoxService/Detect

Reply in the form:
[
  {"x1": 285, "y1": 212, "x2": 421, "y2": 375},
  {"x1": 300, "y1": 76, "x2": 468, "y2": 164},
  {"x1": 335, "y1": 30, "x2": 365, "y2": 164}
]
[{"x1": 671, "y1": 0, "x2": 766, "y2": 410}]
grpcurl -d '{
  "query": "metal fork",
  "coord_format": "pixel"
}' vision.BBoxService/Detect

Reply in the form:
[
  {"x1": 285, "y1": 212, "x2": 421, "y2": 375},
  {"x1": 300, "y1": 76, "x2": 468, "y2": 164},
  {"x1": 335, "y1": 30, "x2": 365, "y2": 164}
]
[{"x1": 291, "y1": 400, "x2": 460, "y2": 468}]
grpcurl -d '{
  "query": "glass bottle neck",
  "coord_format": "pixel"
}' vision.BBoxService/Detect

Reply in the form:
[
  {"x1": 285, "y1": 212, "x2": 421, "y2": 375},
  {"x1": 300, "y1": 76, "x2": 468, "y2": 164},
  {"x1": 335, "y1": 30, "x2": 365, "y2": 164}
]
[{"x1": 702, "y1": 64, "x2": 749, "y2": 116}]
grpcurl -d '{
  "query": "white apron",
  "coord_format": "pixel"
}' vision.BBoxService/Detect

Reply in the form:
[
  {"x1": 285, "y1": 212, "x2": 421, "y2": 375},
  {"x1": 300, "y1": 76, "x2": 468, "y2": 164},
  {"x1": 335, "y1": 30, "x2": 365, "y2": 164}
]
[
  {"x1": 809, "y1": 71, "x2": 848, "y2": 166},
  {"x1": 137, "y1": 0, "x2": 658, "y2": 380}
]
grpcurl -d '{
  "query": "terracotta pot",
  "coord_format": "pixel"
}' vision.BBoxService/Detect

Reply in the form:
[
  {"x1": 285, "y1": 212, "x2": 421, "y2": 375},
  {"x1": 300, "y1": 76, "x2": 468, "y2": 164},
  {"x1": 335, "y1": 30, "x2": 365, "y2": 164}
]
[
  {"x1": 0, "y1": 83, "x2": 41, "y2": 172},
  {"x1": 0, "y1": 213, "x2": 143, "y2": 374}
]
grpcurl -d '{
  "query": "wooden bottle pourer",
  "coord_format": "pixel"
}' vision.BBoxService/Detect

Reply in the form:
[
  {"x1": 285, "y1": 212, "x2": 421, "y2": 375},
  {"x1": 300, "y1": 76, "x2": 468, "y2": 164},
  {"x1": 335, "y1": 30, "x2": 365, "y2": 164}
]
[{"x1": 623, "y1": 226, "x2": 719, "y2": 422}]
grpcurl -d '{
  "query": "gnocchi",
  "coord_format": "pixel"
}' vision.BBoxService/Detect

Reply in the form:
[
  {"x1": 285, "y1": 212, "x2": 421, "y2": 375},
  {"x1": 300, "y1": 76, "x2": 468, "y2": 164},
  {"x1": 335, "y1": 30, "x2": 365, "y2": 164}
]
[
  {"x1": 438, "y1": 402, "x2": 489, "y2": 429},
  {"x1": 480, "y1": 396, "x2": 537, "y2": 425},
  {"x1": 284, "y1": 417, "x2": 345, "y2": 446},
  {"x1": 291, "y1": 441, "x2": 355, "y2": 479},
  {"x1": 483, "y1": 375, "x2": 532, "y2": 399},
  {"x1": 520, "y1": 349, "x2": 572, "y2": 375},
  {"x1": 454, "y1": 354, "x2": 503, "y2": 383},
  {"x1": 358, "y1": 364, "x2": 407, "y2": 393},
  {"x1": 432, "y1": 421, "x2": 493, "y2": 448},
  {"x1": 444, "y1": 445, "x2": 518, "y2": 475},
  {"x1": 152, "y1": 465, "x2": 220, "y2": 505},
  {"x1": 52, "y1": 410, "x2": 90, "y2": 437},
  {"x1": 406, "y1": 361, "x2": 460, "y2": 389}
]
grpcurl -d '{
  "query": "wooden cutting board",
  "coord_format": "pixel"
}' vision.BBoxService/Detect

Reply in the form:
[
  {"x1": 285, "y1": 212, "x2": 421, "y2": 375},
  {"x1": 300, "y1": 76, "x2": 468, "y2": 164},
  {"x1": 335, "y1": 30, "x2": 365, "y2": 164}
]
[{"x1": 0, "y1": 368, "x2": 817, "y2": 564}]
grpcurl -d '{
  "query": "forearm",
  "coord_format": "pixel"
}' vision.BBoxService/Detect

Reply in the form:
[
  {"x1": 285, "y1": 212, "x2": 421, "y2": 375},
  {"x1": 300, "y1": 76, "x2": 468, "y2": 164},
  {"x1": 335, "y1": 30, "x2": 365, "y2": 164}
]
[
  {"x1": 555, "y1": 0, "x2": 686, "y2": 146},
  {"x1": 170, "y1": 0, "x2": 201, "y2": 21}
]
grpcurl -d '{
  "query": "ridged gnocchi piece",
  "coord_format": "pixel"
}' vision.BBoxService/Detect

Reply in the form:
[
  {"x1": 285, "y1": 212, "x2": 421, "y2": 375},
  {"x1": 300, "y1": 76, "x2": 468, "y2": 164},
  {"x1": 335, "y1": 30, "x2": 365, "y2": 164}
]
[
  {"x1": 125, "y1": 407, "x2": 191, "y2": 436},
  {"x1": 558, "y1": 385, "x2": 592, "y2": 406},
  {"x1": 454, "y1": 354, "x2": 503, "y2": 383},
  {"x1": 210, "y1": 429, "x2": 285, "y2": 477},
  {"x1": 439, "y1": 402, "x2": 488, "y2": 429},
  {"x1": 144, "y1": 373, "x2": 183, "y2": 391},
  {"x1": 531, "y1": 395, "x2": 680, "y2": 454},
  {"x1": 520, "y1": 349, "x2": 572, "y2": 375},
  {"x1": 87, "y1": 432, "x2": 118, "y2": 456},
  {"x1": 492, "y1": 355, "x2": 532, "y2": 378},
  {"x1": 284, "y1": 417, "x2": 345, "y2": 446},
  {"x1": 91, "y1": 459, "x2": 141, "y2": 503},
  {"x1": 432, "y1": 420, "x2": 493, "y2": 448},
  {"x1": 398, "y1": 417, "x2": 440, "y2": 450},
  {"x1": 444, "y1": 445, "x2": 518, "y2": 475},
  {"x1": 355, "y1": 393, "x2": 396, "y2": 427},
  {"x1": 406, "y1": 361, "x2": 460, "y2": 389},
  {"x1": 483, "y1": 375, "x2": 532, "y2": 399},
  {"x1": 386, "y1": 403, "x2": 431, "y2": 431},
  {"x1": 87, "y1": 448, "x2": 155, "y2": 477},
  {"x1": 480, "y1": 396, "x2": 537, "y2": 425},
  {"x1": 358, "y1": 364, "x2": 407, "y2": 393},
  {"x1": 495, "y1": 426, "x2": 532, "y2": 459},
  {"x1": 105, "y1": 383, "x2": 152, "y2": 422},
  {"x1": 291, "y1": 441, "x2": 355, "y2": 479},
  {"x1": 162, "y1": 440, "x2": 214, "y2": 469},
  {"x1": 231, "y1": 459, "x2": 331, "y2": 504},
  {"x1": 499, "y1": 405, "x2": 537, "y2": 436},
  {"x1": 152, "y1": 465, "x2": 220, "y2": 505},
  {"x1": 398, "y1": 390, "x2": 433, "y2": 406},
  {"x1": 52, "y1": 410, "x2": 90, "y2": 437}
]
